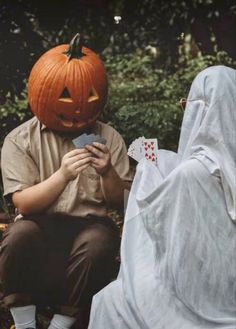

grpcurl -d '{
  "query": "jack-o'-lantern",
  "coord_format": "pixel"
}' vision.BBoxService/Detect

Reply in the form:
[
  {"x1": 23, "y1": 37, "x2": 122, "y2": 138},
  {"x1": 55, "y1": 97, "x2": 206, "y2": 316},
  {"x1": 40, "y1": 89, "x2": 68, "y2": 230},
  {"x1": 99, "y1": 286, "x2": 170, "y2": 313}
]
[{"x1": 28, "y1": 33, "x2": 108, "y2": 132}]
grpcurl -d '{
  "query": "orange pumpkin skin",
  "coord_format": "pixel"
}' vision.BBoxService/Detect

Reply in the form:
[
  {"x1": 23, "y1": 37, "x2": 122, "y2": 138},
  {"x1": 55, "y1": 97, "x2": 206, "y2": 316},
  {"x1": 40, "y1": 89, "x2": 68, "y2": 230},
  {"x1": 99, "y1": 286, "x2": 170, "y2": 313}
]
[{"x1": 28, "y1": 34, "x2": 108, "y2": 132}]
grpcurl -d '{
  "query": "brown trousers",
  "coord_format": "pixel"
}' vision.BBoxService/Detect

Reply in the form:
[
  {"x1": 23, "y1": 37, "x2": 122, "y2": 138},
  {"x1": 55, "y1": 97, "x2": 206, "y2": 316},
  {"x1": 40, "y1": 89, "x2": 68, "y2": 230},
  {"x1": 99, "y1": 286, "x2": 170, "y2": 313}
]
[{"x1": 0, "y1": 213, "x2": 120, "y2": 318}]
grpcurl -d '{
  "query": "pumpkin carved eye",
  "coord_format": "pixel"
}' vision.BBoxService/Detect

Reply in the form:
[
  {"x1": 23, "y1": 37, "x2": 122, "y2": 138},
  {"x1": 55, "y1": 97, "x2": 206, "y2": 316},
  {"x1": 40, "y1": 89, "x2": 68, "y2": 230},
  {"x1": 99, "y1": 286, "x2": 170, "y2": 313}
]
[
  {"x1": 88, "y1": 87, "x2": 99, "y2": 103},
  {"x1": 59, "y1": 87, "x2": 73, "y2": 103}
]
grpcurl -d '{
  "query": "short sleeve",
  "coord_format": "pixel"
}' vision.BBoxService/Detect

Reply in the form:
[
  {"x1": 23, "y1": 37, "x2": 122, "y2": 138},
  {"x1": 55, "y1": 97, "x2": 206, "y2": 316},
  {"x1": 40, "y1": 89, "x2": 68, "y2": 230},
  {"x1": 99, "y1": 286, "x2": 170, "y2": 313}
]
[
  {"x1": 1, "y1": 136, "x2": 40, "y2": 198},
  {"x1": 110, "y1": 131, "x2": 134, "y2": 182}
]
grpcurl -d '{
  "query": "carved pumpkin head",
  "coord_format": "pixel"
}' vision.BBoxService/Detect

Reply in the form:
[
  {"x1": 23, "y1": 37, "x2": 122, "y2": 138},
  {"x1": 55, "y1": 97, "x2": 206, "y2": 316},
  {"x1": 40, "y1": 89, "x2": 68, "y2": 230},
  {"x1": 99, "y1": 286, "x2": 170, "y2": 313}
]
[{"x1": 28, "y1": 34, "x2": 108, "y2": 132}]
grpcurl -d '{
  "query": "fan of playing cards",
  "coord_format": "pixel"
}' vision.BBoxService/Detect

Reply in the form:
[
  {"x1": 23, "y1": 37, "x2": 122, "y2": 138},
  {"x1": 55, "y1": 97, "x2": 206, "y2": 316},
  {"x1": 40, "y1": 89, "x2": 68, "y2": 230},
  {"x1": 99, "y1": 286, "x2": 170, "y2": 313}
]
[
  {"x1": 127, "y1": 136, "x2": 158, "y2": 165},
  {"x1": 72, "y1": 133, "x2": 107, "y2": 149}
]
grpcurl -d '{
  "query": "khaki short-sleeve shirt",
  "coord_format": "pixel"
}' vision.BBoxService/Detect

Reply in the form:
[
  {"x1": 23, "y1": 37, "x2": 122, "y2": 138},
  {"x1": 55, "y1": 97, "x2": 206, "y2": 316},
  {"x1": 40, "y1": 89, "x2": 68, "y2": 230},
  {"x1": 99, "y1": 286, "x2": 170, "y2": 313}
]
[{"x1": 1, "y1": 117, "x2": 133, "y2": 218}]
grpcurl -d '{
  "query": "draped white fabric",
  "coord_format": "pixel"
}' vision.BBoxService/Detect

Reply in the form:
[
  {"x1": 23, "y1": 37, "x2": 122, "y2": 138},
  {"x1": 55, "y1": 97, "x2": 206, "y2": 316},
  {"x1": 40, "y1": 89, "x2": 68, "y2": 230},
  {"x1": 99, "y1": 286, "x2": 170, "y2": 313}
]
[{"x1": 88, "y1": 66, "x2": 236, "y2": 329}]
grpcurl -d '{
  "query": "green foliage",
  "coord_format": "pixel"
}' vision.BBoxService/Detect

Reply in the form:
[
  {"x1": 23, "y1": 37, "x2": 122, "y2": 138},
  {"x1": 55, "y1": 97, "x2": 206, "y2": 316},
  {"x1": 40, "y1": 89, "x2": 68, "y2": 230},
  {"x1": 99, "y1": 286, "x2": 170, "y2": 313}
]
[
  {"x1": 0, "y1": 88, "x2": 32, "y2": 145},
  {"x1": 0, "y1": 1, "x2": 44, "y2": 100},
  {"x1": 103, "y1": 51, "x2": 236, "y2": 150},
  {"x1": 0, "y1": 51, "x2": 235, "y2": 215},
  {"x1": 0, "y1": 51, "x2": 235, "y2": 151},
  {"x1": 153, "y1": 0, "x2": 236, "y2": 23},
  {"x1": 1, "y1": 0, "x2": 236, "y2": 104},
  {"x1": 0, "y1": 1, "x2": 236, "y2": 218}
]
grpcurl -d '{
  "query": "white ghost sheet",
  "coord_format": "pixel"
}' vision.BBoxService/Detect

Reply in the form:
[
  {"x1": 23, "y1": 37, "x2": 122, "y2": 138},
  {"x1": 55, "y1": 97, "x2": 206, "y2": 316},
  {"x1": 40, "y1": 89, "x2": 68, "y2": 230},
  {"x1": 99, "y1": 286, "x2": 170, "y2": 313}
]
[{"x1": 88, "y1": 66, "x2": 236, "y2": 329}]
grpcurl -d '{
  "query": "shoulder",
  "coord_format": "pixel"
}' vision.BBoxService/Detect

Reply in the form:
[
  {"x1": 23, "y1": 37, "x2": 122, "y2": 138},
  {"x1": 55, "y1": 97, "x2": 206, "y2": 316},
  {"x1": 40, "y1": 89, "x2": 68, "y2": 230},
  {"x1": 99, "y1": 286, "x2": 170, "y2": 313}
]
[
  {"x1": 96, "y1": 121, "x2": 125, "y2": 148},
  {"x1": 96, "y1": 121, "x2": 122, "y2": 138},
  {"x1": 2, "y1": 117, "x2": 42, "y2": 155},
  {"x1": 5, "y1": 117, "x2": 40, "y2": 142}
]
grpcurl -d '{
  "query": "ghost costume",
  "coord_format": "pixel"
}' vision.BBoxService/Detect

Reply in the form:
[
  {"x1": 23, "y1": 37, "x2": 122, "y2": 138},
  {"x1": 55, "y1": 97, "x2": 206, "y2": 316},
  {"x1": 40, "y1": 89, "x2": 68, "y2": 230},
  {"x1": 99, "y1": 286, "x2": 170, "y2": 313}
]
[{"x1": 88, "y1": 66, "x2": 236, "y2": 329}]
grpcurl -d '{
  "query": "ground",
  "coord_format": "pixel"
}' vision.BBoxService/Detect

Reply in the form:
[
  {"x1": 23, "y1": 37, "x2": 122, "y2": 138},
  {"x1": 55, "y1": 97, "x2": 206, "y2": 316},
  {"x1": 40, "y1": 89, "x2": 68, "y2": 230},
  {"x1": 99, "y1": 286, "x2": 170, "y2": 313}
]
[
  {"x1": 0, "y1": 302, "x2": 51, "y2": 329},
  {"x1": 0, "y1": 210, "x2": 123, "y2": 329}
]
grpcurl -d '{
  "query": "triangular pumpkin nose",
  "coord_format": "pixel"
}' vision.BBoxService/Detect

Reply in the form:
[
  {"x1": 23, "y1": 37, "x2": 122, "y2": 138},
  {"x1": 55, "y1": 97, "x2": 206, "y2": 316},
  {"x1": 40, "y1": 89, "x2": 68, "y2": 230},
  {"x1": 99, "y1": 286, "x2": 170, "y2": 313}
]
[{"x1": 59, "y1": 87, "x2": 73, "y2": 103}]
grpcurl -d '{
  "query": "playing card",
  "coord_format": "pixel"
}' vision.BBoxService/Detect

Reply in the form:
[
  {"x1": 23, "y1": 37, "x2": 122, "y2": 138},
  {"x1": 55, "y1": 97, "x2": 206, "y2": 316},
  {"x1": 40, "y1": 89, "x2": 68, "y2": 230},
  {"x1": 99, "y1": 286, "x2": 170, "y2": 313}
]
[
  {"x1": 93, "y1": 134, "x2": 107, "y2": 145},
  {"x1": 127, "y1": 136, "x2": 158, "y2": 165},
  {"x1": 143, "y1": 138, "x2": 158, "y2": 165},
  {"x1": 72, "y1": 133, "x2": 106, "y2": 149},
  {"x1": 127, "y1": 137, "x2": 145, "y2": 162},
  {"x1": 72, "y1": 133, "x2": 88, "y2": 148},
  {"x1": 84, "y1": 134, "x2": 96, "y2": 145}
]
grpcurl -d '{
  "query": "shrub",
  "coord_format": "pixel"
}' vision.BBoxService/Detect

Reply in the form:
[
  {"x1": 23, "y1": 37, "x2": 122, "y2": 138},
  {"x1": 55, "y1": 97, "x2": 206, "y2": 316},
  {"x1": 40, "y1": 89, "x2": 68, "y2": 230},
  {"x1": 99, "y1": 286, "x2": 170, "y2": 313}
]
[
  {"x1": 0, "y1": 51, "x2": 235, "y2": 150},
  {"x1": 0, "y1": 51, "x2": 235, "y2": 214},
  {"x1": 103, "y1": 51, "x2": 236, "y2": 150},
  {"x1": 0, "y1": 88, "x2": 32, "y2": 146}
]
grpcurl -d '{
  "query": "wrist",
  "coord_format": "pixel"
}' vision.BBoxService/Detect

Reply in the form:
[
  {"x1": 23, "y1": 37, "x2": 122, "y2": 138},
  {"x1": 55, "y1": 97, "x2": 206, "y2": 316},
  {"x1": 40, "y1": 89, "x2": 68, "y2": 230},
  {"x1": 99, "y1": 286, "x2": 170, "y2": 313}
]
[
  {"x1": 55, "y1": 168, "x2": 70, "y2": 185},
  {"x1": 100, "y1": 164, "x2": 113, "y2": 178}
]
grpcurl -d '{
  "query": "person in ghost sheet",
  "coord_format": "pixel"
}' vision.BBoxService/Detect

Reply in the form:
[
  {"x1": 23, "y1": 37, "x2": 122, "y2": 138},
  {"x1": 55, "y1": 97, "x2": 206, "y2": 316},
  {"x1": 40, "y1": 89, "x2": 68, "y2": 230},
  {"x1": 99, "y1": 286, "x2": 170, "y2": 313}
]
[
  {"x1": 88, "y1": 65, "x2": 236, "y2": 329},
  {"x1": 0, "y1": 34, "x2": 133, "y2": 329}
]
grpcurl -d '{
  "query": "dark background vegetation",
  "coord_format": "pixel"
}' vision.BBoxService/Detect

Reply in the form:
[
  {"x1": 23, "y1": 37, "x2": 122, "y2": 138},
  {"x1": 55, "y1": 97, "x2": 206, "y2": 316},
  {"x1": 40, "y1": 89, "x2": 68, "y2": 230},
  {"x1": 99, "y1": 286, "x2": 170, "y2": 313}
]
[
  {"x1": 0, "y1": 0, "x2": 236, "y2": 214},
  {"x1": 0, "y1": 1, "x2": 235, "y2": 206},
  {"x1": 0, "y1": 0, "x2": 236, "y2": 327}
]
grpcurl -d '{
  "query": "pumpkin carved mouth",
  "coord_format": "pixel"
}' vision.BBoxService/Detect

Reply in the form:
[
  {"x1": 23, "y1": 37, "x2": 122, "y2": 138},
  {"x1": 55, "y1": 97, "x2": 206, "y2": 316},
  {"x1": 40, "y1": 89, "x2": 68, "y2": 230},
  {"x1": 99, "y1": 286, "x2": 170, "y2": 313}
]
[
  {"x1": 56, "y1": 109, "x2": 100, "y2": 129},
  {"x1": 57, "y1": 114, "x2": 79, "y2": 128}
]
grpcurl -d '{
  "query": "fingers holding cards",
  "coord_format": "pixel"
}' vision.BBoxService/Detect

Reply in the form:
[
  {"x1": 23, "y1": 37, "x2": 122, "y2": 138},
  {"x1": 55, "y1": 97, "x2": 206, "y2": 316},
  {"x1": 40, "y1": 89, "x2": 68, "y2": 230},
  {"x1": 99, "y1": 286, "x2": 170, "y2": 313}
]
[
  {"x1": 70, "y1": 132, "x2": 111, "y2": 175},
  {"x1": 85, "y1": 143, "x2": 104, "y2": 158},
  {"x1": 87, "y1": 142, "x2": 109, "y2": 154},
  {"x1": 86, "y1": 142, "x2": 111, "y2": 175},
  {"x1": 60, "y1": 149, "x2": 93, "y2": 181}
]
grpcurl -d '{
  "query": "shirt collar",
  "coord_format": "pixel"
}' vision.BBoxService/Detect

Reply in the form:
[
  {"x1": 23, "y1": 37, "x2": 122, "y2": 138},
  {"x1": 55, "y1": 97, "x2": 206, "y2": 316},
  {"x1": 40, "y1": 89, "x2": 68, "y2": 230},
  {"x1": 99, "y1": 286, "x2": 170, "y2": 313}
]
[
  {"x1": 39, "y1": 121, "x2": 98, "y2": 135},
  {"x1": 40, "y1": 123, "x2": 47, "y2": 131}
]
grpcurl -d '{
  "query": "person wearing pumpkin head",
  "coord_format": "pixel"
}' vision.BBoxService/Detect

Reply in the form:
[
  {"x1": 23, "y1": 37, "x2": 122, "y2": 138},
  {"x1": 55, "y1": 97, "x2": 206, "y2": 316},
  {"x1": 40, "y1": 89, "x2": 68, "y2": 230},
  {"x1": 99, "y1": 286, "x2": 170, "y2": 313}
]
[{"x1": 0, "y1": 34, "x2": 133, "y2": 329}]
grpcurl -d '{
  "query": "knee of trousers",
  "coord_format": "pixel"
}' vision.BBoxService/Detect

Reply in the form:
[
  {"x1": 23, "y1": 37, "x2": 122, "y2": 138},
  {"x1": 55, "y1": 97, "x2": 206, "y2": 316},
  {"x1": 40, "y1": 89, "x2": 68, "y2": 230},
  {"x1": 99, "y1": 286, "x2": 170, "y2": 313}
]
[
  {"x1": 0, "y1": 220, "x2": 42, "y2": 252},
  {"x1": 69, "y1": 224, "x2": 120, "y2": 267}
]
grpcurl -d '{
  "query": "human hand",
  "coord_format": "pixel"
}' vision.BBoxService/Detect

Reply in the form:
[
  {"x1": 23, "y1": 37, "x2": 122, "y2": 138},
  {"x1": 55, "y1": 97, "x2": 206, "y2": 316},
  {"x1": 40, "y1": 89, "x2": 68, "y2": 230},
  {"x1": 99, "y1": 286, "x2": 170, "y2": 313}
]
[
  {"x1": 59, "y1": 149, "x2": 93, "y2": 181},
  {"x1": 86, "y1": 142, "x2": 111, "y2": 176}
]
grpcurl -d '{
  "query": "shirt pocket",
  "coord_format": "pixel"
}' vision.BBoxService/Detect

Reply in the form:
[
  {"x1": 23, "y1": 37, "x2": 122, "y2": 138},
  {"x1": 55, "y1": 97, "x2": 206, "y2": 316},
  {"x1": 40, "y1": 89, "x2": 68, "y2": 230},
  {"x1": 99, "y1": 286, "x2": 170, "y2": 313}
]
[{"x1": 78, "y1": 169, "x2": 104, "y2": 205}]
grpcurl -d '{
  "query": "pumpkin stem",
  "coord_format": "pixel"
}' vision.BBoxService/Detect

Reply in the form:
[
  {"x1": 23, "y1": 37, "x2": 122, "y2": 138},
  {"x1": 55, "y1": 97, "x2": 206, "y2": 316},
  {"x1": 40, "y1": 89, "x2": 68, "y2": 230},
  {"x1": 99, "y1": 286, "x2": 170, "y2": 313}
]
[{"x1": 64, "y1": 33, "x2": 84, "y2": 60}]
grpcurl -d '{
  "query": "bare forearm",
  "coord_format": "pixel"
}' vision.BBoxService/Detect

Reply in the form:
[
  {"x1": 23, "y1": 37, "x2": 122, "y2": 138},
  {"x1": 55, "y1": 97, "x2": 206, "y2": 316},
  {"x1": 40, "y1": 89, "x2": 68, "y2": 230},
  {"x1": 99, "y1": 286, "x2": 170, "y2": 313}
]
[
  {"x1": 12, "y1": 149, "x2": 92, "y2": 215},
  {"x1": 13, "y1": 169, "x2": 68, "y2": 215},
  {"x1": 101, "y1": 166, "x2": 130, "y2": 208}
]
